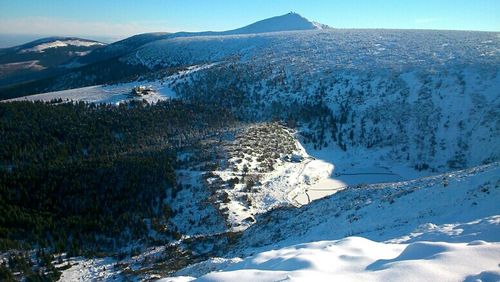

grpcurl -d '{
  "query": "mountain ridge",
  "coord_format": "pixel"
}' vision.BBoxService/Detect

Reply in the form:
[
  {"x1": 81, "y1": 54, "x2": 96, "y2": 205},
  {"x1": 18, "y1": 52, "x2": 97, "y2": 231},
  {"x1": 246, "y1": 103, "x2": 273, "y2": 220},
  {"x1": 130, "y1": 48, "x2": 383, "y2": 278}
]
[
  {"x1": 0, "y1": 13, "x2": 330, "y2": 98},
  {"x1": 222, "y1": 12, "x2": 328, "y2": 35},
  {"x1": 77, "y1": 12, "x2": 327, "y2": 64}
]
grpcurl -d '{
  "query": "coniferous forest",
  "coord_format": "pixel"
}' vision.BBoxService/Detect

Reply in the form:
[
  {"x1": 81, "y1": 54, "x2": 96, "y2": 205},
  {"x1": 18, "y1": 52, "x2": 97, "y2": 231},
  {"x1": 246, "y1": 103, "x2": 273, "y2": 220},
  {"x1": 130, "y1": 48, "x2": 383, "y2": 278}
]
[{"x1": 0, "y1": 100, "x2": 234, "y2": 257}]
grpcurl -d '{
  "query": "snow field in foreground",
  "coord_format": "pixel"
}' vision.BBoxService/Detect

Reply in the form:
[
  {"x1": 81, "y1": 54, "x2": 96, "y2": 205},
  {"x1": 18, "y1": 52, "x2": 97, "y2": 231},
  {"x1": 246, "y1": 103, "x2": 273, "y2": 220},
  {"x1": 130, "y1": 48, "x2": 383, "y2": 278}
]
[{"x1": 163, "y1": 237, "x2": 500, "y2": 282}]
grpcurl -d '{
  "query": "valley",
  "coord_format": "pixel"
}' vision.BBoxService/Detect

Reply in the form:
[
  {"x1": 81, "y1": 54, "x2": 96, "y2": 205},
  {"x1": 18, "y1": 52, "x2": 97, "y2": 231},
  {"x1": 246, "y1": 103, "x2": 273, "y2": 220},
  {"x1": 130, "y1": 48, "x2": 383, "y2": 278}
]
[{"x1": 0, "y1": 11, "x2": 498, "y2": 282}]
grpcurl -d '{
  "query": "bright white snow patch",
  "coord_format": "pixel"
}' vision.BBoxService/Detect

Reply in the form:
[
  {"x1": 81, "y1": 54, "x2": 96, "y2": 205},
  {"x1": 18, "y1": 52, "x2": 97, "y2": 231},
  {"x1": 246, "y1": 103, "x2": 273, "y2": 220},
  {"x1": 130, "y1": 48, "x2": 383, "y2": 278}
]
[
  {"x1": 19, "y1": 40, "x2": 105, "y2": 53},
  {"x1": 173, "y1": 237, "x2": 500, "y2": 282},
  {"x1": 58, "y1": 257, "x2": 119, "y2": 281},
  {"x1": 7, "y1": 82, "x2": 174, "y2": 105},
  {"x1": 5, "y1": 63, "x2": 216, "y2": 104}
]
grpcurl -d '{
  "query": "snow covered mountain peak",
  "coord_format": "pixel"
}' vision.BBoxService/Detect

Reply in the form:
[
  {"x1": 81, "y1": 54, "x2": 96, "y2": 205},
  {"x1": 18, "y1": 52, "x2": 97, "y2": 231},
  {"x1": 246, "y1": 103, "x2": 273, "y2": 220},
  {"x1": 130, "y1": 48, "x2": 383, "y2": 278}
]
[{"x1": 225, "y1": 12, "x2": 329, "y2": 35}]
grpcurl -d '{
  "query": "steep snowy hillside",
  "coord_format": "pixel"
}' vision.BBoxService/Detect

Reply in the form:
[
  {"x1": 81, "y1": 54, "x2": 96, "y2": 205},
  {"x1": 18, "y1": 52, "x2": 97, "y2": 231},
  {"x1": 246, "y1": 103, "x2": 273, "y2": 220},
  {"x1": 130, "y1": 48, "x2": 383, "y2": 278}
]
[
  {"x1": 11, "y1": 29, "x2": 499, "y2": 177},
  {"x1": 162, "y1": 162, "x2": 499, "y2": 281},
  {"x1": 57, "y1": 162, "x2": 498, "y2": 281},
  {"x1": 126, "y1": 29, "x2": 499, "y2": 171},
  {"x1": 235, "y1": 162, "x2": 500, "y2": 251}
]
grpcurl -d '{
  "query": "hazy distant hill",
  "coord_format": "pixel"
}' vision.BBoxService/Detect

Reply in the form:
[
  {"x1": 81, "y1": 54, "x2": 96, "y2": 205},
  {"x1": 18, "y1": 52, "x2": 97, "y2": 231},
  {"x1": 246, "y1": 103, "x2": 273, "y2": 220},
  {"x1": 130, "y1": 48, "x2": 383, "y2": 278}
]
[{"x1": 0, "y1": 37, "x2": 105, "y2": 89}]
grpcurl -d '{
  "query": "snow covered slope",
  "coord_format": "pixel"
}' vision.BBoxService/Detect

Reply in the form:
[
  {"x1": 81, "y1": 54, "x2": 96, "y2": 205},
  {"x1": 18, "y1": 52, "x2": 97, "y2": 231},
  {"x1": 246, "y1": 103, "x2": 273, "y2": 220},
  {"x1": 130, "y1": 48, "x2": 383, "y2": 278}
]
[
  {"x1": 162, "y1": 162, "x2": 499, "y2": 281},
  {"x1": 125, "y1": 29, "x2": 499, "y2": 171},
  {"x1": 54, "y1": 158, "x2": 499, "y2": 281},
  {"x1": 7, "y1": 82, "x2": 173, "y2": 104},
  {"x1": 179, "y1": 238, "x2": 499, "y2": 282},
  {"x1": 5, "y1": 63, "x2": 215, "y2": 104},
  {"x1": 236, "y1": 162, "x2": 499, "y2": 251},
  {"x1": 127, "y1": 29, "x2": 498, "y2": 69}
]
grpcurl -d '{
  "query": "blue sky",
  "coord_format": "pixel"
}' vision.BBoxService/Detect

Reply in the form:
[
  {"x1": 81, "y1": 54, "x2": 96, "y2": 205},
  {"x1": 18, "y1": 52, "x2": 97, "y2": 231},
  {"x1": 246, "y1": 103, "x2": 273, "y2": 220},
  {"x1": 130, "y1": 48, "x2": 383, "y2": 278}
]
[{"x1": 0, "y1": 0, "x2": 498, "y2": 44}]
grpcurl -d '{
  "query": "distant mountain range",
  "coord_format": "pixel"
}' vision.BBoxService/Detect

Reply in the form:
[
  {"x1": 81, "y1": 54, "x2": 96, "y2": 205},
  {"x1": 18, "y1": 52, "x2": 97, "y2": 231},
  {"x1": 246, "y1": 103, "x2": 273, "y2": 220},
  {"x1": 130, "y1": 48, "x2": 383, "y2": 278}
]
[
  {"x1": 0, "y1": 37, "x2": 105, "y2": 89},
  {"x1": 80, "y1": 12, "x2": 328, "y2": 64},
  {"x1": 0, "y1": 12, "x2": 327, "y2": 98}
]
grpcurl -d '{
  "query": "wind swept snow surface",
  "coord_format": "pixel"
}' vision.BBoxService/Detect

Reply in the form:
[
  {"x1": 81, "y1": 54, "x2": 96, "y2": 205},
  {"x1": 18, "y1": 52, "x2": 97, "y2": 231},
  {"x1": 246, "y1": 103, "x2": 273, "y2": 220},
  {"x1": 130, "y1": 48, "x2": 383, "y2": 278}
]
[
  {"x1": 175, "y1": 238, "x2": 500, "y2": 282},
  {"x1": 162, "y1": 162, "x2": 499, "y2": 281}
]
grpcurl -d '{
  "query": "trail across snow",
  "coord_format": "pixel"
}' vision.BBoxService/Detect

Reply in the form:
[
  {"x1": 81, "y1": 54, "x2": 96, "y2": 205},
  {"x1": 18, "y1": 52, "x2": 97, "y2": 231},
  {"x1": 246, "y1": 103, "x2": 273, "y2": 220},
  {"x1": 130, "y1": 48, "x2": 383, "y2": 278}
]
[
  {"x1": 292, "y1": 141, "x2": 420, "y2": 205},
  {"x1": 290, "y1": 158, "x2": 343, "y2": 205}
]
